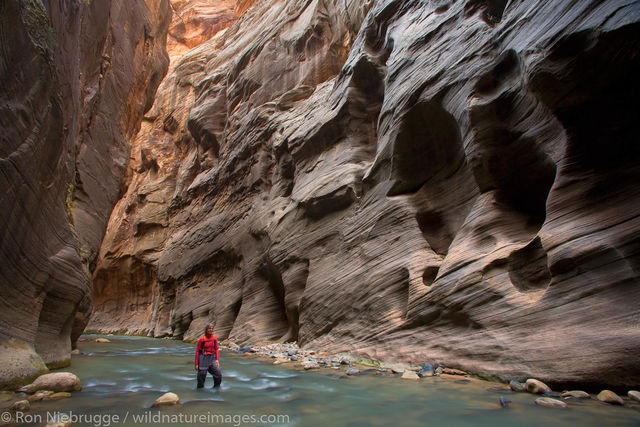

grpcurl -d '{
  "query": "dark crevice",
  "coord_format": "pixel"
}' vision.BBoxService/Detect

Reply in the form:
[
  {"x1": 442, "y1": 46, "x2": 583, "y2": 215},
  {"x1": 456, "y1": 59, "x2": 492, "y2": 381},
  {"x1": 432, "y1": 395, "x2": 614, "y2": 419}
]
[{"x1": 508, "y1": 237, "x2": 551, "y2": 293}]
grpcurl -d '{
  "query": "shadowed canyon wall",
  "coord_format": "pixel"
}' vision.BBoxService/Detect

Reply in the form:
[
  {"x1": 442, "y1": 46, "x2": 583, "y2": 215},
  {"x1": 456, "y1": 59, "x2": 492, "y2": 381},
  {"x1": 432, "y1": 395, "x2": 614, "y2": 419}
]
[{"x1": 0, "y1": 0, "x2": 170, "y2": 388}]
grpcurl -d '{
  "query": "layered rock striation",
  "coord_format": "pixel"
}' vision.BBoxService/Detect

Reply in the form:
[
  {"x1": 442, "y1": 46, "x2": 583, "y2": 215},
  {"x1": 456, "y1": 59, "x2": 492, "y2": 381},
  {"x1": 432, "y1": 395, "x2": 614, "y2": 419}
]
[
  {"x1": 88, "y1": 0, "x2": 639, "y2": 389},
  {"x1": 0, "y1": 0, "x2": 170, "y2": 388}
]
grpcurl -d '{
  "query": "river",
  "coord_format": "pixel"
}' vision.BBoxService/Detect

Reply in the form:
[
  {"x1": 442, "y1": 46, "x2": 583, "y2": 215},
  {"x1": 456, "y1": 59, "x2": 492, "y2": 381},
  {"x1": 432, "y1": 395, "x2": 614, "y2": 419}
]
[{"x1": 9, "y1": 335, "x2": 639, "y2": 426}]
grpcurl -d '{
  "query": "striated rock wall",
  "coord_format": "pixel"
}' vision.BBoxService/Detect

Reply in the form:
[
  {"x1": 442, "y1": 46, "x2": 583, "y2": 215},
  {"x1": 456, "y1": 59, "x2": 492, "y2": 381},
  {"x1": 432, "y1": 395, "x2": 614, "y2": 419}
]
[
  {"x1": 0, "y1": 0, "x2": 170, "y2": 389},
  {"x1": 89, "y1": 0, "x2": 640, "y2": 389}
]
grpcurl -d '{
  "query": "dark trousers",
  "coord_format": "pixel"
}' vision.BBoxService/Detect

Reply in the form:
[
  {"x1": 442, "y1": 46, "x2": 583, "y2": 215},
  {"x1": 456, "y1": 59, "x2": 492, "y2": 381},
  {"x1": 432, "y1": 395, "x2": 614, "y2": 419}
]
[{"x1": 197, "y1": 354, "x2": 222, "y2": 388}]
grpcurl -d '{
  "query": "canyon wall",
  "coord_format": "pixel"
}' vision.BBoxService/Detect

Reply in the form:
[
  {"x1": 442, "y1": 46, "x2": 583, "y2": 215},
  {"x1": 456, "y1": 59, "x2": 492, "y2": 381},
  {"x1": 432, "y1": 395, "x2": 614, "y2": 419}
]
[
  {"x1": 88, "y1": 0, "x2": 639, "y2": 389},
  {"x1": 0, "y1": 0, "x2": 170, "y2": 389}
]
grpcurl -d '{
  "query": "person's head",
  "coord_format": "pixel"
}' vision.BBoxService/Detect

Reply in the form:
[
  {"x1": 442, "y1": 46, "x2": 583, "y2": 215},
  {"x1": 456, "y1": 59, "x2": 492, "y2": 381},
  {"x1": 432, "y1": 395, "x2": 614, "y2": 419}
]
[{"x1": 204, "y1": 323, "x2": 214, "y2": 336}]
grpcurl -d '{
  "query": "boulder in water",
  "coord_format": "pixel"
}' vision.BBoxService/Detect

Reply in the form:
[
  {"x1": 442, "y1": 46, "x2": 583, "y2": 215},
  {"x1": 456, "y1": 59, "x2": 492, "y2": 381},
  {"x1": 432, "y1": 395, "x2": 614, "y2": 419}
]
[
  {"x1": 152, "y1": 392, "x2": 180, "y2": 407},
  {"x1": 509, "y1": 380, "x2": 526, "y2": 392},
  {"x1": 561, "y1": 390, "x2": 590, "y2": 399},
  {"x1": 597, "y1": 390, "x2": 624, "y2": 405},
  {"x1": 10, "y1": 399, "x2": 30, "y2": 411},
  {"x1": 525, "y1": 379, "x2": 551, "y2": 394},
  {"x1": 18, "y1": 373, "x2": 81, "y2": 393},
  {"x1": 346, "y1": 367, "x2": 360, "y2": 376},
  {"x1": 628, "y1": 390, "x2": 640, "y2": 402},
  {"x1": 401, "y1": 371, "x2": 420, "y2": 380},
  {"x1": 95, "y1": 338, "x2": 110, "y2": 343},
  {"x1": 535, "y1": 397, "x2": 567, "y2": 409}
]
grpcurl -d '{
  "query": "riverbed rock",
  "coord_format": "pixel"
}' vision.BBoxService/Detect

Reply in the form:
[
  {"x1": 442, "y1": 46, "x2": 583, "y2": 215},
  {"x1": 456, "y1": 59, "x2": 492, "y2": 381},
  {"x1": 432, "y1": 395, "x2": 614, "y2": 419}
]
[
  {"x1": 151, "y1": 392, "x2": 180, "y2": 407},
  {"x1": 525, "y1": 379, "x2": 552, "y2": 395},
  {"x1": 71, "y1": 350, "x2": 80, "y2": 355},
  {"x1": 509, "y1": 381, "x2": 526, "y2": 392},
  {"x1": 302, "y1": 361, "x2": 320, "y2": 370},
  {"x1": 562, "y1": 391, "x2": 590, "y2": 399},
  {"x1": 499, "y1": 396, "x2": 511, "y2": 408},
  {"x1": 27, "y1": 391, "x2": 54, "y2": 402},
  {"x1": 19, "y1": 373, "x2": 81, "y2": 393},
  {"x1": 535, "y1": 397, "x2": 567, "y2": 409},
  {"x1": 95, "y1": 338, "x2": 111, "y2": 343},
  {"x1": 391, "y1": 365, "x2": 407, "y2": 374},
  {"x1": 628, "y1": 390, "x2": 640, "y2": 402},
  {"x1": 418, "y1": 363, "x2": 434, "y2": 378},
  {"x1": 442, "y1": 368, "x2": 467, "y2": 376},
  {"x1": 401, "y1": 371, "x2": 420, "y2": 380},
  {"x1": 597, "y1": 390, "x2": 624, "y2": 405},
  {"x1": 49, "y1": 392, "x2": 72, "y2": 400},
  {"x1": 10, "y1": 400, "x2": 30, "y2": 411},
  {"x1": 346, "y1": 367, "x2": 360, "y2": 376}
]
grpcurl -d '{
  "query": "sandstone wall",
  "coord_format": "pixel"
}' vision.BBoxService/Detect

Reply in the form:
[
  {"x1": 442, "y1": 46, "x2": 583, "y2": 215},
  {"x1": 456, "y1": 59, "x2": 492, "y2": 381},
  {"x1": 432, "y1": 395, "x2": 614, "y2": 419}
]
[
  {"x1": 0, "y1": 0, "x2": 170, "y2": 389},
  {"x1": 88, "y1": 0, "x2": 640, "y2": 389}
]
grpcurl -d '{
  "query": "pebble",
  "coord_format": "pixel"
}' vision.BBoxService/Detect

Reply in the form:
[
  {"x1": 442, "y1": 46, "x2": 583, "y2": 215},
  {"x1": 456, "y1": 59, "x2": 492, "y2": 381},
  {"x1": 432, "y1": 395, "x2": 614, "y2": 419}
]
[
  {"x1": 597, "y1": 390, "x2": 624, "y2": 405},
  {"x1": 561, "y1": 390, "x2": 590, "y2": 399},
  {"x1": 401, "y1": 371, "x2": 420, "y2": 380},
  {"x1": 509, "y1": 380, "x2": 526, "y2": 392},
  {"x1": 628, "y1": 390, "x2": 640, "y2": 402},
  {"x1": 525, "y1": 379, "x2": 552, "y2": 394},
  {"x1": 151, "y1": 392, "x2": 180, "y2": 407},
  {"x1": 49, "y1": 392, "x2": 72, "y2": 400},
  {"x1": 535, "y1": 397, "x2": 567, "y2": 409},
  {"x1": 10, "y1": 400, "x2": 30, "y2": 411},
  {"x1": 442, "y1": 368, "x2": 467, "y2": 376},
  {"x1": 27, "y1": 390, "x2": 54, "y2": 402},
  {"x1": 302, "y1": 361, "x2": 319, "y2": 370},
  {"x1": 346, "y1": 367, "x2": 360, "y2": 376},
  {"x1": 499, "y1": 396, "x2": 511, "y2": 408}
]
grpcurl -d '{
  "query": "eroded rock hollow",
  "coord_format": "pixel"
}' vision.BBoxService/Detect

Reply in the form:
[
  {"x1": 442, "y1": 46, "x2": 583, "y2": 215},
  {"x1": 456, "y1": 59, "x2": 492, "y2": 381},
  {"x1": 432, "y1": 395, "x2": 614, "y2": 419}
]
[{"x1": 1, "y1": 0, "x2": 639, "y2": 390}]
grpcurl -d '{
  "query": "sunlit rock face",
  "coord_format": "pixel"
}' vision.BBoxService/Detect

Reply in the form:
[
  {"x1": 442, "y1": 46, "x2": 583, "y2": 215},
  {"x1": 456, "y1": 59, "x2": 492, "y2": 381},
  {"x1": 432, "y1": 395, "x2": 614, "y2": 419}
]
[
  {"x1": 0, "y1": 0, "x2": 170, "y2": 389},
  {"x1": 89, "y1": 0, "x2": 640, "y2": 389}
]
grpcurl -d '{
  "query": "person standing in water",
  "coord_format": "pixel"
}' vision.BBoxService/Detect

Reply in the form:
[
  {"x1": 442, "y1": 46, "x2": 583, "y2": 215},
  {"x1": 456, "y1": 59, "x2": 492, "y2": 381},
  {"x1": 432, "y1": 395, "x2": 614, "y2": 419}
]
[{"x1": 195, "y1": 323, "x2": 222, "y2": 388}]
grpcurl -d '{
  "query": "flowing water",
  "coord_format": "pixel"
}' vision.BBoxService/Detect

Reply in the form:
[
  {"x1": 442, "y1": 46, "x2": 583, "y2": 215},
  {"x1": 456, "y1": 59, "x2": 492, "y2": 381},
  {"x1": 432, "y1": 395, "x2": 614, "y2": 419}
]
[{"x1": 8, "y1": 335, "x2": 639, "y2": 426}]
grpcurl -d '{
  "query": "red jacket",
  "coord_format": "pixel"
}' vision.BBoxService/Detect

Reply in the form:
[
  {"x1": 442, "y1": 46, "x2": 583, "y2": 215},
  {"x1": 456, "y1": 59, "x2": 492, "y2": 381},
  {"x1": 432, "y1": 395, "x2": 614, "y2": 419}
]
[{"x1": 195, "y1": 334, "x2": 219, "y2": 367}]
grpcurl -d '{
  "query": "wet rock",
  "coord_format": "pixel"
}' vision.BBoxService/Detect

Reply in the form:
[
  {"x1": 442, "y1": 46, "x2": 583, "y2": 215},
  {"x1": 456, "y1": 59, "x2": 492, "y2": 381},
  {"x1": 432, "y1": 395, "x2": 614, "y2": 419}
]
[
  {"x1": 525, "y1": 379, "x2": 552, "y2": 394},
  {"x1": 597, "y1": 390, "x2": 624, "y2": 405},
  {"x1": 19, "y1": 373, "x2": 81, "y2": 393},
  {"x1": 562, "y1": 391, "x2": 590, "y2": 399},
  {"x1": 49, "y1": 392, "x2": 72, "y2": 400},
  {"x1": 442, "y1": 368, "x2": 467, "y2": 376},
  {"x1": 346, "y1": 367, "x2": 360, "y2": 376},
  {"x1": 27, "y1": 390, "x2": 54, "y2": 402},
  {"x1": 71, "y1": 349, "x2": 80, "y2": 355},
  {"x1": 339, "y1": 359, "x2": 350, "y2": 365},
  {"x1": 152, "y1": 392, "x2": 180, "y2": 407},
  {"x1": 10, "y1": 400, "x2": 30, "y2": 411},
  {"x1": 95, "y1": 338, "x2": 111, "y2": 343},
  {"x1": 418, "y1": 363, "x2": 434, "y2": 377},
  {"x1": 628, "y1": 390, "x2": 640, "y2": 402},
  {"x1": 535, "y1": 397, "x2": 567, "y2": 409},
  {"x1": 302, "y1": 362, "x2": 319, "y2": 370},
  {"x1": 401, "y1": 371, "x2": 420, "y2": 380},
  {"x1": 499, "y1": 396, "x2": 511, "y2": 408},
  {"x1": 391, "y1": 364, "x2": 407, "y2": 374},
  {"x1": 509, "y1": 380, "x2": 526, "y2": 392}
]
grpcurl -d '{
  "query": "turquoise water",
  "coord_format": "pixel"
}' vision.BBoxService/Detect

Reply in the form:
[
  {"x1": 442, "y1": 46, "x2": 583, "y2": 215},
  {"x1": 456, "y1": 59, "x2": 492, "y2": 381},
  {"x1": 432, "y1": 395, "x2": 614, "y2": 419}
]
[{"x1": 9, "y1": 335, "x2": 640, "y2": 426}]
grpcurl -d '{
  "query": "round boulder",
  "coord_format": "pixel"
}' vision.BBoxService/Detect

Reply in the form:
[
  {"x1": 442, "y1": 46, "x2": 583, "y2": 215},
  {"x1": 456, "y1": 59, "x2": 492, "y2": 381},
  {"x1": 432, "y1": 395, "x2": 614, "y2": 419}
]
[
  {"x1": 18, "y1": 373, "x2": 81, "y2": 393},
  {"x1": 152, "y1": 392, "x2": 180, "y2": 407},
  {"x1": 525, "y1": 379, "x2": 552, "y2": 394},
  {"x1": 628, "y1": 390, "x2": 640, "y2": 402},
  {"x1": 597, "y1": 390, "x2": 624, "y2": 405},
  {"x1": 401, "y1": 370, "x2": 420, "y2": 380},
  {"x1": 535, "y1": 397, "x2": 567, "y2": 409},
  {"x1": 561, "y1": 390, "x2": 590, "y2": 399}
]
